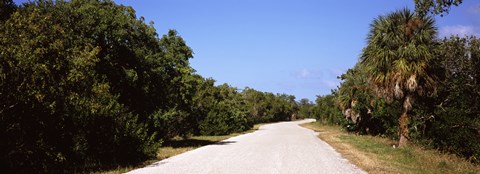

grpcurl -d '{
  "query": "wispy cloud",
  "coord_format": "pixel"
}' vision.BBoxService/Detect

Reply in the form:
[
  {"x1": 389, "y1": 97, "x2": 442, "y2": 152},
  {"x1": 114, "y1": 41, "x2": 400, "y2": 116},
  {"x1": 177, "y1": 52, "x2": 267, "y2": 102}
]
[
  {"x1": 321, "y1": 79, "x2": 340, "y2": 89},
  {"x1": 286, "y1": 67, "x2": 346, "y2": 96},
  {"x1": 293, "y1": 68, "x2": 322, "y2": 79},
  {"x1": 297, "y1": 68, "x2": 310, "y2": 78},
  {"x1": 293, "y1": 67, "x2": 347, "y2": 80},
  {"x1": 439, "y1": 25, "x2": 477, "y2": 38}
]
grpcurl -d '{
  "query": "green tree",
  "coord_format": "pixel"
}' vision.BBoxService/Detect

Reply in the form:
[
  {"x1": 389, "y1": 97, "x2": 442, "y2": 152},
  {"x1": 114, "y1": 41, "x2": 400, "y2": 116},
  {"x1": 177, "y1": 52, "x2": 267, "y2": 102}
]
[
  {"x1": 242, "y1": 87, "x2": 268, "y2": 123},
  {"x1": 425, "y1": 36, "x2": 480, "y2": 162},
  {"x1": 314, "y1": 94, "x2": 344, "y2": 125},
  {"x1": 298, "y1": 98, "x2": 314, "y2": 119},
  {"x1": 414, "y1": 0, "x2": 462, "y2": 16},
  {"x1": 0, "y1": 0, "x2": 315, "y2": 172},
  {"x1": 360, "y1": 8, "x2": 437, "y2": 147},
  {"x1": 336, "y1": 65, "x2": 372, "y2": 124},
  {"x1": 335, "y1": 64, "x2": 378, "y2": 133},
  {"x1": 147, "y1": 30, "x2": 196, "y2": 139},
  {"x1": 0, "y1": 0, "x2": 16, "y2": 21},
  {"x1": 198, "y1": 83, "x2": 251, "y2": 135},
  {"x1": 187, "y1": 76, "x2": 221, "y2": 135},
  {"x1": 159, "y1": 29, "x2": 194, "y2": 109},
  {"x1": 0, "y1": 0, "x2": 194, "y2": 172}
]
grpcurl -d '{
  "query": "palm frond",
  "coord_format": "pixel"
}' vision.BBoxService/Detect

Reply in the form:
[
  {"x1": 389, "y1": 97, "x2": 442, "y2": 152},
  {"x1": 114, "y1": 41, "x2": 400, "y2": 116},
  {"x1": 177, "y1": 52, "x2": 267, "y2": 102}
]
[{"x1": 360, "y1": 8, "x2": 437, "y2": 99}]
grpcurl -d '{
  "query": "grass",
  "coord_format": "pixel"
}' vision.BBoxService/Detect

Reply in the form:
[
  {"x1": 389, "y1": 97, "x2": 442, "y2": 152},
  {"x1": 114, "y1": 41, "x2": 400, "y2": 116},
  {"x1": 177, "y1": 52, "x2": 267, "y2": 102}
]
[
  {"x1": 94, "y1": 123, "x2": 266, "y2": 174},
  {"x1": 301, "y1": 122, "x2": 480, "y2": 174}
]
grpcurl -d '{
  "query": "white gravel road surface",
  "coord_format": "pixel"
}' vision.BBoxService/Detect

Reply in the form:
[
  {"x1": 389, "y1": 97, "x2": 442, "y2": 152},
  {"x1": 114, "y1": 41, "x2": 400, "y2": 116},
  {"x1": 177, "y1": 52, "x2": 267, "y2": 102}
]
[{"x1": 127, "y1": 119, "x2": 366, "y2": 174}]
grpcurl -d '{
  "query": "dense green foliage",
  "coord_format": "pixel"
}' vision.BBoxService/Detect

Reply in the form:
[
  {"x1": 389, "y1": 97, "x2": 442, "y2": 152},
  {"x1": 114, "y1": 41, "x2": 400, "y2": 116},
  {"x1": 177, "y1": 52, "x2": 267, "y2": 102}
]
[
  {"x1": 2, "y1": 0, "x2": 475, "y2": 172},
  {"x1": 0, "y1": 0, "x2": 16, "y2": 21},
  {"x1": 297, "y1": 98, "x2": 313, "y2": 120},
  {"x1": 309, "y1": 5, "x2": 480, "y2": 162},
  {"x1": 361, "y1": 8, "x2": 437, "y2": 146},
  {"x1": 1, "y1": 1, "x2": 162, "y2": 172},
  {"x1": 0, "y1": 0, "x2": 298, "y2": 173},
  {"x1": 311, "y1": 94, "x2": 344, "y2": 125},
  {"x1": 424, "y1": 36, "x2": 480, "y2": 162}
]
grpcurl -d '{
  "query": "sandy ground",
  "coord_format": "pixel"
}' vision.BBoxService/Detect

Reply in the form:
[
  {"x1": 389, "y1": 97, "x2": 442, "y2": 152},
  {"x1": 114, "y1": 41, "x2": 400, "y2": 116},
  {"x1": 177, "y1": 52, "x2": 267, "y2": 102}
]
[{"x1": 127, "y1": 119, "x2": 366, "y2": 174}]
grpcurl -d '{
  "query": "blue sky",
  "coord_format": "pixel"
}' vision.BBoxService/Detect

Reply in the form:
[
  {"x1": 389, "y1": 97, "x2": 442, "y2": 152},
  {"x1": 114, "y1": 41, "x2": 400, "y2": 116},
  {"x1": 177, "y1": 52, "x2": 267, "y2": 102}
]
[{"x1": 14, "y1": 0, "x2": 480, "y2": 101}]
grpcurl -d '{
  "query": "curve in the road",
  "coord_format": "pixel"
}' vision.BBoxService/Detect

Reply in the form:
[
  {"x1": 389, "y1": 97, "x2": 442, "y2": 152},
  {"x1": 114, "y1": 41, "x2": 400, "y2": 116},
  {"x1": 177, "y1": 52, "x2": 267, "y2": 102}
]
[{"x1": 127, "y1": 119, "x2": 366, "y2": 174}]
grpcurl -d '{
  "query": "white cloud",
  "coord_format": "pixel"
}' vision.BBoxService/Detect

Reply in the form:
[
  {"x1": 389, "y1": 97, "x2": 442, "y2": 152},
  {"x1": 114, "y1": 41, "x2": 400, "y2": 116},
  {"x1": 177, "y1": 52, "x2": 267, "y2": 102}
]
[
  {"x1": 298, "y1": 68, "x2": 310, "y2": 78},
  {"x1": 293, "y1": 68, "x2": 322, "y2": 79},
  {"x1": 439, "y1": 25, "x2": 477, "y2": 38},
  {"x1": 293, "y1": 67, "x2": 347, "y2": 80}
]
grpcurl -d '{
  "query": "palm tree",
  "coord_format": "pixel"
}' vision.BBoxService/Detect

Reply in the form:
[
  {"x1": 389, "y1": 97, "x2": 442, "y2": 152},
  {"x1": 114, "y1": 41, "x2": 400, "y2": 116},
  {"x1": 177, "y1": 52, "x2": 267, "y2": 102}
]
[
  {"x1": 336, "y1": 64, "x2": 372, "y2": 124},
  {"x1": 360, "y1": 8, "x2": 437, "y2": 147}
]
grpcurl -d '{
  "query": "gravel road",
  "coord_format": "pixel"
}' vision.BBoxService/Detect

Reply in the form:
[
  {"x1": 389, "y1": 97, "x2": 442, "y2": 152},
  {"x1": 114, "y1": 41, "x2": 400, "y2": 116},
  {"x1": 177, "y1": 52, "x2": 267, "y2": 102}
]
[{"x1": 127, "y1": 119, "x2": 366, "y2": 174}]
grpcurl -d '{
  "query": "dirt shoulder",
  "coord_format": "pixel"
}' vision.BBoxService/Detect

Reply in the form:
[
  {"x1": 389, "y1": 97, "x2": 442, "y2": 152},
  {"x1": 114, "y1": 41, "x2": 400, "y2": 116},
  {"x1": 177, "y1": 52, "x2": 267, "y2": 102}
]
[{"x1": 301, "y1": 122, "x2": 480, "y2": 174}]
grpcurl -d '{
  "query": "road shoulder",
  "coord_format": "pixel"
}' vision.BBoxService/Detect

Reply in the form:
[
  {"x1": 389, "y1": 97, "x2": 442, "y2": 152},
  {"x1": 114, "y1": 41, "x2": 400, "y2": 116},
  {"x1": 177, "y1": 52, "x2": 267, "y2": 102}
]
[{"x1": 300, "y1": 122, "x2": 480, "y2": 174}]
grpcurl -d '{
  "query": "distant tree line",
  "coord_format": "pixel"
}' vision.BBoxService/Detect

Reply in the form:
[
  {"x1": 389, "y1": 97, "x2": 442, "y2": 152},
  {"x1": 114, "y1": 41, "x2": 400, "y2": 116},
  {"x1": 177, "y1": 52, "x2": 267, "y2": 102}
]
[
  {"x1": 303, "y1": 1, "x2": 480, "y2": 164},
  {"x1": 0, "y1": 0, "x2": 299, "y2": 173}
]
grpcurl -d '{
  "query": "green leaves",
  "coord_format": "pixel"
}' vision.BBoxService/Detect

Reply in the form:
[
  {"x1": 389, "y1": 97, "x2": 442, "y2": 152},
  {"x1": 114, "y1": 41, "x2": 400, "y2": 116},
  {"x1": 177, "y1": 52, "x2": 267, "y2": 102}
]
[
  {"x1": 0, "y1": 0, "x2": 177, "y2": 172},
  {"x1": 324, "y1": 2, "x2": 479, "y2": 162},
  {"x1": 0, "y1": 0, "x2": 16, "y2": 21},
  {"x1": 426, "y1": 36, "x2": 480, "y2": 162},
  {"x1": 414, "y1": 0, "x2": 462, "y2": 17},
  {"x1": 0, "y1": 1, "x2": 303, "y2": 172},
  {"x1": 361, "y1": 8, "x2": 437, "y2": 100}
]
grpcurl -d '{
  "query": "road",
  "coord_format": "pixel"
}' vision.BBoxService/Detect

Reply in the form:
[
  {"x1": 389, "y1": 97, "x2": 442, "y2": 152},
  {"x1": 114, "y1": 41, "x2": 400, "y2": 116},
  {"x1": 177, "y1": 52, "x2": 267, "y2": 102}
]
[{"x1": 127, "y1": 119, "x2": 366, "y2": 174}]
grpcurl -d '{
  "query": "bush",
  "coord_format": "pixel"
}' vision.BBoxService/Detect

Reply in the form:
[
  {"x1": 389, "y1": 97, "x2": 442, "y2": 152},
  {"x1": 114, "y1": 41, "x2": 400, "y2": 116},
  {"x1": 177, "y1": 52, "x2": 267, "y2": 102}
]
[
  {"x1": 0, "y1": 0, "x2": 164, "y2": 172},
  {"x1": 199, "y1": 101, "x2": 250, "y2": 136}
]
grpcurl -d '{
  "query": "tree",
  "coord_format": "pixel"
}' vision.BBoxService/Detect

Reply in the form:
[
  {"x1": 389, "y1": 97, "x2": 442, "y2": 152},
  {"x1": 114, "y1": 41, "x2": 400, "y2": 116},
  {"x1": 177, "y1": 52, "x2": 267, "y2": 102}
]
[
  {"x1": 0, "y1": 0, "x2": 16, "y2": 21},
  {"x1": 426, "y1": 36, "x2": 480, "y2": 162},
  {"x1": 0, "y1": 0, "x2": 306, "y2": 172},
  {"x1": 414, "y1": 0, "x2": 462, "y2": 16},
  {"x1": 159, "y1": 29, "x2": 195, "y2": 109},
  {"x1": 0, "y1": 0, "x2": 184, "y2": 172},
  {"x1": 242, "y1": 87, "x2": 268, "y2": 122},
  {"x1": 335, "y1": 64, "x2": 379, "y2": 133},
  {"x1": 148, "y1": 30, "x2": 196, "y2": 139},
  {"x1": 314, "y1": 94, "x2": 344, "y2": 125},
  {"x1": 360, "y1": 8, "x2": 437, "y2": 147},
  {"x1": 198, "y1": 83, "x2": 251, "y2": 135},
  {"x1": 336, "y1": 65, "x2": 371, "y2": 124},
  {"x1": 298, "y1": 98, "x2": 314, "y2": 119}
]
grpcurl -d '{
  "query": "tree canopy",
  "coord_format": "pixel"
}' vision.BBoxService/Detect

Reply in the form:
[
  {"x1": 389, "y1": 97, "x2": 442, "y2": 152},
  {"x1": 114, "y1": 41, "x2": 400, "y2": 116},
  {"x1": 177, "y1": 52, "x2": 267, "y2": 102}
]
[
  {"x1": 0, "y1": 0, "x2": 299, "y2": 172},
  {"x1": 414, "y1": 0, "x2": 462, "y2": 16},
  {"x1": 313, "y1": 3, "x2": 480, "y2": 163}
]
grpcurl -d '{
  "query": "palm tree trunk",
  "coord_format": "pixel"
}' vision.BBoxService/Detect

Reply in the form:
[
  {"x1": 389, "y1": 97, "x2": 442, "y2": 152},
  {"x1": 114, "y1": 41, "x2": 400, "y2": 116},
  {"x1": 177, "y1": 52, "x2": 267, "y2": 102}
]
[
  {"x1": 398, "y1": 112, "x2": 409, "y2": 147},
  {"x1": 398, "y1": 94, "x2": 411, "y2": 147}
]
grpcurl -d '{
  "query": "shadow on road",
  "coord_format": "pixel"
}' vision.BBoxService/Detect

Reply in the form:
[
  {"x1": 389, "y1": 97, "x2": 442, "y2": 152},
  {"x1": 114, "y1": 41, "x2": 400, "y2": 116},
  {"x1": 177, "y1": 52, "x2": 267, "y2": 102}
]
[
  {"x1": 147, "y1": 161, "x2": 169, "y2": 168},
  {"x1": 164, "y1": 139, "x2": 216, "y2": 148},
  {"x1": 213, "y1": 141, "x2": 236, "y2": 145},
  {"x1": 144, "y1": 140, "x2": 236, "y2": 168},
  {"x1": 163, "y1": 139, "x2": 236, "y2": 148}
]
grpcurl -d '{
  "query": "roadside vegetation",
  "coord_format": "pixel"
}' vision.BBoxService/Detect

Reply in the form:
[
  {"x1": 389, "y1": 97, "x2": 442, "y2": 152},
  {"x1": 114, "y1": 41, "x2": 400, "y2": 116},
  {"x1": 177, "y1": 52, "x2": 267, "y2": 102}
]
[
  {"x1": 1, "y1": 0, "x2": 478, "y2": 173},
  {"x1": 0, "y1": 1, "x2": 300, "y2": 173},
  {"x1": 95, "y1": 123, "x2": 265, "y2": 174},
  {"x1": 302, "y1": 122, "x2": 480, "y2": 174},
  {"x1": 301, "y1": 0, "x2": 480, "y2": 169}
]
